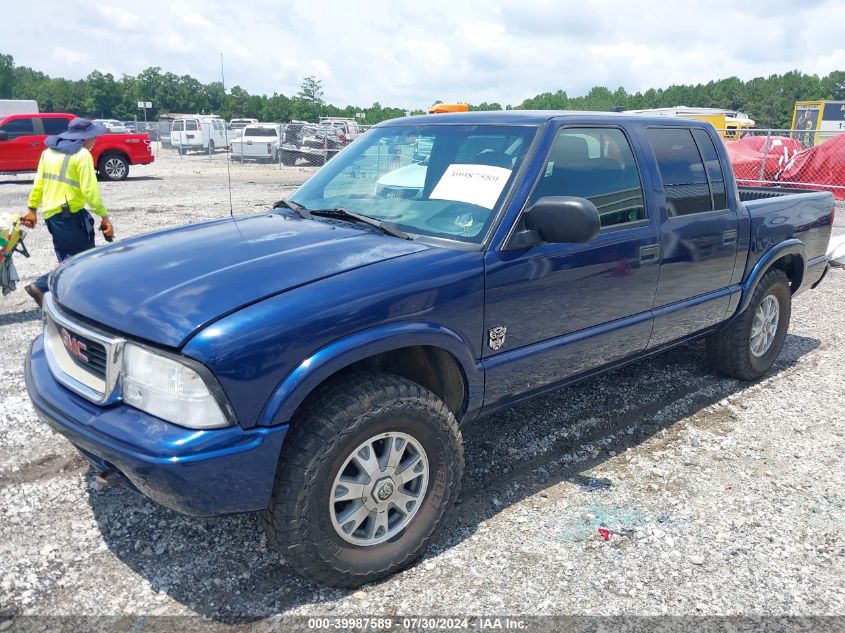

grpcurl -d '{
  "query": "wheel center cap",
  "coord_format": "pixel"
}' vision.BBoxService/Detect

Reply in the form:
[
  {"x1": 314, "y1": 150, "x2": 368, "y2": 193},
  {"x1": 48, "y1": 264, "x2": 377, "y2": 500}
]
[{"x1": 373, "y1": 478, "x2": 395, "y2": 502}]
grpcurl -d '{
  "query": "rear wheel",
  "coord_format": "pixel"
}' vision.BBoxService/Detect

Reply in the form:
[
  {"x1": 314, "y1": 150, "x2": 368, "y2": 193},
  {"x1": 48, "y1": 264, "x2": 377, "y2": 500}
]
[
  {"x1": 98, "y1": 153, "x2": 129, "y2": 181},
  {"x1": 263, "y1": 372, "x2": 463, "y2": 588},
  {"x1": 208, "y1": 140, "x2": 215, "y2": 153},
  {"x1": 706, "y1": 268, "x2": 791, "y2": 380}
]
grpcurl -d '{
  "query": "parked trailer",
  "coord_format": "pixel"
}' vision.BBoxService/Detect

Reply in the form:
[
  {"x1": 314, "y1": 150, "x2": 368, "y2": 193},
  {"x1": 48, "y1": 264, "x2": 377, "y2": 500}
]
[{"x1": 0, "y1": 100, "x2": 38, "y2": 116}]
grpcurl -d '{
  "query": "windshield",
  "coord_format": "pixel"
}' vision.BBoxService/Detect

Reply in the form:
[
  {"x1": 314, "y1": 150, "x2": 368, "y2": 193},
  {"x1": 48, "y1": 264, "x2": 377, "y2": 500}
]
[{"x1": 290, "y1": 124, "x2": 537, "y2": 244}]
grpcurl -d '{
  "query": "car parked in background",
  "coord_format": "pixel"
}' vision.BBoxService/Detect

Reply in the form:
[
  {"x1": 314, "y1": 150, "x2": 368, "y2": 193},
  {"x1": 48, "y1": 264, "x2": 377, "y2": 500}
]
[
  {"x1": 229, "y1": 123, "x2": 284, "y2": 162},
  {"x1": 93, "y1": 119, "x2": 128, "y2": 134},
  {"x1": 319, "y1": 117, "x2": 362, "y2": 142},
  {"x1": 0, "y1": 112, "x2": 154, "y2": 180},
  {"x1": 228, "y1": 118, "x2": 258, "y2": 143},
  {"x1": 170, "y1": 116, "x2": 228, "y2": 154},
  {"x1": 280, "y1": 121, "x2": 349, "y2": 165}
]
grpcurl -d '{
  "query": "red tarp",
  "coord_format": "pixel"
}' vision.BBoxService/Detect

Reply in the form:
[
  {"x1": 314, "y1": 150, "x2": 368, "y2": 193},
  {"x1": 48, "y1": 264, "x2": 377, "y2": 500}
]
[
  {"x1": 724, "y1": 136, "x2": 803, "y2": 182},
  {"x1": 777, "y1": 133, "x2": 845, "y2": 200},
  {"x1": 725, "y1": 134, "x2": 845, "y2": 200}
]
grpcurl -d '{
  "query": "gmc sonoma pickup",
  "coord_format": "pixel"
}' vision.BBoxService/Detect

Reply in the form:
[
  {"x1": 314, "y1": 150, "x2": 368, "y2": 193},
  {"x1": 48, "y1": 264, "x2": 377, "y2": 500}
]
[
  {"x1": 25, "y1": 112, "x2": 834, "y2": 587},
  {"x1": 0, "y1": 112, "x2": 154, "y2": 180}
]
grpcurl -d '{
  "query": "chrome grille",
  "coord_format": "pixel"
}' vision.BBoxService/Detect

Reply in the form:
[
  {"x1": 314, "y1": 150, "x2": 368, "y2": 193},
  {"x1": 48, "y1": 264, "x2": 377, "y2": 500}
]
[
  {"x1": 42, "y1": 293, "x2": 125, "y2": 405},
  {"x1": 63, "y1": 330, "x2": 108, "y2": 380}
]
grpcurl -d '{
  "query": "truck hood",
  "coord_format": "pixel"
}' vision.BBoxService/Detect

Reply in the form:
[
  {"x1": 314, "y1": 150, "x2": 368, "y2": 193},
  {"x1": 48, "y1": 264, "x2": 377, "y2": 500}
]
[{"x1": 52, "y1": 213, "x2": 430, "y2": 347}]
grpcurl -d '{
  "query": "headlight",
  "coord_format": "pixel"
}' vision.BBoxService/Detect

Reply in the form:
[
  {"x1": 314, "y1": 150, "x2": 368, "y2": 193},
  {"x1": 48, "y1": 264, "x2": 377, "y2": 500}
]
[{"x1": 121, "y1": 344, "x2": 232, "y2": 429}]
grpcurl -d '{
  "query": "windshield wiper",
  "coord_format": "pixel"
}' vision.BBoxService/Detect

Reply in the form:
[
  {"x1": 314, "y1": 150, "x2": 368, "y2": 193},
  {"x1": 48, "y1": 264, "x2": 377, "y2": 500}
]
[
  {"x1": 272, "y1": 198, "x2": 311, "y2": 219},
  {"x1": 308, "y1": 207, "x2": 412, "y2": 240}
]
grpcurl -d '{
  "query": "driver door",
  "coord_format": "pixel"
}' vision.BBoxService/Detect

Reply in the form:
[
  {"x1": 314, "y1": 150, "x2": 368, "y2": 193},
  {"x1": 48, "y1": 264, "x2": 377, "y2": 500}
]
[{"x1": 482, "y1": 125, "x2": 661, "y2": 408}]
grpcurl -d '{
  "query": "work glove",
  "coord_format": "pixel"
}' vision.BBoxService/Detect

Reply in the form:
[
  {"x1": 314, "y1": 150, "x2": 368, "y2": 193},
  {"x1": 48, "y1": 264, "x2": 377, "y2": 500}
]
[
  {"x1": 99, "y1": 218, "x2": 114, "y2": 242},
  {"x1": 21, "y1": 211, "x2": 37, "y2": 229}
]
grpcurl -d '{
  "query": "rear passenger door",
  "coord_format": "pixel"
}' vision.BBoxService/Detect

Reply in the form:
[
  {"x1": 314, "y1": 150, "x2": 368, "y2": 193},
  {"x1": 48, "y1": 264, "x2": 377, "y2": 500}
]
[
  {"x1": 644, "y1": 127, "x2": 740, "y2": 348},
  {"x1": 483, "y1": 125, "x2": 660, "y2": 408},
  {"x1": 171, "y1": 119, "x2": 184, "y2": 148}
]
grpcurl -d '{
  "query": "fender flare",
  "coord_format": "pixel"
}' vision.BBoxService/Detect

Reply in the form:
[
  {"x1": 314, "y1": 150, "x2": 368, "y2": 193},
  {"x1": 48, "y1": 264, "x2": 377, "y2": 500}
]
[
  {"x1": 737, "y1": 239, "x2": 806, "y2": 314},
  {"x1": 257, "y1": 322, "x2": 484, "y2": 426}
]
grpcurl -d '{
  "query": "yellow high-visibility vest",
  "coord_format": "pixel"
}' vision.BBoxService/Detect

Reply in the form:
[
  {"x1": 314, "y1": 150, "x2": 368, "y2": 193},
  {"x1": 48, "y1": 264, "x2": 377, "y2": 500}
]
[{"x1": 27, "y1": 148, "x2": 108, "y2": 220}]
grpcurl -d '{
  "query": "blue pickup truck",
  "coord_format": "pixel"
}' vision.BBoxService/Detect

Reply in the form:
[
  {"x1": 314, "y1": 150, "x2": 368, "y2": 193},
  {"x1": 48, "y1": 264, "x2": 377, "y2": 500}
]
[{"x1": 25, "y1": 111, "x2": 834, "y2": 587}]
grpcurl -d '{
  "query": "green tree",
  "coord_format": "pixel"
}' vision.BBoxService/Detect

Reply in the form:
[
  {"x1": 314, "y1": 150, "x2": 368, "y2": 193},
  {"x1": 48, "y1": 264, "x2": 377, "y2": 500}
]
[
  {"x1": 293, "y1": 76, "x2": 325, "y2": 121},
  {"x1": 0, "y1": 54, "x2": 14, "y2": 98}
]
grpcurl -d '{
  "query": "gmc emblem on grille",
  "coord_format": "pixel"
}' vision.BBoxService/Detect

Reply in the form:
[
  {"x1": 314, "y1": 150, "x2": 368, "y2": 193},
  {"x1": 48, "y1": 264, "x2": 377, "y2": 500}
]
[{"x1": 60, "y1": 328, "x2": 89, "y2": 363}]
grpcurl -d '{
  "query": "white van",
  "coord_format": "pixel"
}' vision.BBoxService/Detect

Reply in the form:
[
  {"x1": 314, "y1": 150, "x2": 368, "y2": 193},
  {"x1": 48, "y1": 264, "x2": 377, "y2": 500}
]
[{"x1": 170, "y1": 116, "x2": 228, "y2": 154}]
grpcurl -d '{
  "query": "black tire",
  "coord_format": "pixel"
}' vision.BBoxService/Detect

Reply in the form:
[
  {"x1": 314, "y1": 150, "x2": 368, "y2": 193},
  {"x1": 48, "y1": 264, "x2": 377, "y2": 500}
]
[
  {"x1": 263, "y1": 372, "x2": 463, "y2": 588},
  {"x1": 97, "y1": 153, "x2": 129, "y2": 181},
  {"x1": 706, "y1": 268, "x2": 791, "y2": 380},
  {"x1": 208, "y1": 140, "x2": 215, "y2": 154}
]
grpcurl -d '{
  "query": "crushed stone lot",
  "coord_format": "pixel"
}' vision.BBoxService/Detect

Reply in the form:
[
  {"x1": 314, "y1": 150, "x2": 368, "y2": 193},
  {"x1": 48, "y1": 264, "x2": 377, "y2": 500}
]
[{"x1": 0, "y1": 151, "x2": 843, "y2": 624}]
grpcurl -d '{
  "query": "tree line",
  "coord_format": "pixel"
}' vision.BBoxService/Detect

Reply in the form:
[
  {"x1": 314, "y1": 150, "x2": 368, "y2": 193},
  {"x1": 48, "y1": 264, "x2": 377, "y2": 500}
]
[{"x1": 1, "y1": 53, "x2": 843, "y2": 128}]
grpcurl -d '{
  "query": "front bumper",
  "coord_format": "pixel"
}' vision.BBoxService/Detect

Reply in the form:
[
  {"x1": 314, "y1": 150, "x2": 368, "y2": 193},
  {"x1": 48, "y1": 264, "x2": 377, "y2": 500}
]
[{"x1": 25, "y1": 335, "x2": 287, "y2": 516}]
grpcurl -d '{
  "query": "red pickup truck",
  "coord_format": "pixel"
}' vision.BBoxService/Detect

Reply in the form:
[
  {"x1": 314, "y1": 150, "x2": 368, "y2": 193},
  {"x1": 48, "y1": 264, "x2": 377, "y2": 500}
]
[{"x1": 0, "y1": 113, "x2": 154, "y2": 181}]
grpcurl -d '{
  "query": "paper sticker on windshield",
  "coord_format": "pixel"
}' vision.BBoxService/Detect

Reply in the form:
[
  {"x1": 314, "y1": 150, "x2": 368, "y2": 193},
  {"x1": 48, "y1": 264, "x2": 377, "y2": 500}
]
[{"x1": 430, "y1": 164, "x2": 512, "y2": 210}]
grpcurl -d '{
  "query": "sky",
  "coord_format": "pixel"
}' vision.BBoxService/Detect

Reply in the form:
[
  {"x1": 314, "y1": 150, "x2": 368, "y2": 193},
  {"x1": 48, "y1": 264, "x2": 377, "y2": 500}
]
[{"x1": 4, "y1": 0, "x2": 845, "y2": 110}]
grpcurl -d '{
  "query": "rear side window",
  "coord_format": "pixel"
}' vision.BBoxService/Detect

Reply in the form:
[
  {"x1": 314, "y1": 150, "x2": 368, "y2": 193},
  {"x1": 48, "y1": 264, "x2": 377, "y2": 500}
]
[
  {"x1": 691, "y1": 128, "x2": 728, "y2": 210},
  {"x1": 244, "y1": 127, "x2": 278, "y2": 137},
  {"x1": 185, "y1": 120, "x2": 198, "y2": 131},
  {"x1": 0, "y1": 118, "x2": 34, "y2": 138},
  {"x1": 529, "y1": 127, "x2": 646, "y2": 228},
  {"x1": 646, "y1": 128, "x2": 713, "y2": 216},
  {"x1": 42, "y1": 118, "x2": 70, "y2": 135},
  {"x1": 172, "y1": 120, "x2": 184, "y2": 131}
]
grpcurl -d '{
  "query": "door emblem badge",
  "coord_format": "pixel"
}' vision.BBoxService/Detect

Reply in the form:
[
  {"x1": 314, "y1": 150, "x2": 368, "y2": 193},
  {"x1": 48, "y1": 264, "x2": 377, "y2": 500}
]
[{"x1": 488, "y1": 326, "x2": 507, "y2": 351}]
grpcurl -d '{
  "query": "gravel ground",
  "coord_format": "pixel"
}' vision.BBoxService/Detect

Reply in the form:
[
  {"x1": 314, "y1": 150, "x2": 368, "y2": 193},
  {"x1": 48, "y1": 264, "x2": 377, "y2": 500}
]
[{"x1": 0, "y1": 152, "x2": 843, "y2": 625}]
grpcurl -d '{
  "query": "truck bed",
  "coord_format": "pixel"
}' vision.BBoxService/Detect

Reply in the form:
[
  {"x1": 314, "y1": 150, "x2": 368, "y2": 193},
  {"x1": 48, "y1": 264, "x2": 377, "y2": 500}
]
[{"x1": 739, "y1": 186, "x2": 835, "y2": 278}]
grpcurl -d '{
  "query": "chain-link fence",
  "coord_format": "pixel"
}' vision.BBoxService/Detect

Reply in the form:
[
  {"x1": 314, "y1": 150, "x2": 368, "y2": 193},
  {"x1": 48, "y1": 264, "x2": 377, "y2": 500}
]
[
  {"x1": 719, "y1": 128, "x2": 845, "y2": 200},
  {"x1": 152, "y1": 116, "x2": 371, "y2": 168}
]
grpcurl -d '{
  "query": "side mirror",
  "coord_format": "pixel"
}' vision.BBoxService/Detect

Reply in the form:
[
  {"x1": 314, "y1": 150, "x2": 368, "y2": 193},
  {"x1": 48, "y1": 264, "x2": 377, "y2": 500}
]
[
  {"x1": 509, "y1": 196, "x2": 601, "y2": 248},
  {"x1": 0, "y1": 130, "x2": 7, "y2": 141}
]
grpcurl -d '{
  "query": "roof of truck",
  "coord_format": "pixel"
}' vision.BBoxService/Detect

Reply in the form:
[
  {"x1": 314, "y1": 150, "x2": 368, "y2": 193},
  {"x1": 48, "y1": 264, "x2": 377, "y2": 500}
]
[{"x1": 377, "y1": 110, "x2": 717, "y2": 127}]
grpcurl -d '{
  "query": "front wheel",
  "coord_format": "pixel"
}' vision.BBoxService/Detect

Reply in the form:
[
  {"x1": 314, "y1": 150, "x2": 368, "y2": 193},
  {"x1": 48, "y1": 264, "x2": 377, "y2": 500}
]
[
  {"x1": 706, "y1": 268, "x2": 791, "y2": 380},
  {"x1": 263, "y1": 372, "x2": 463, "y2": 588},
  {"x1": 98, "y1": 153, "x2": 129, "y2": 181}
]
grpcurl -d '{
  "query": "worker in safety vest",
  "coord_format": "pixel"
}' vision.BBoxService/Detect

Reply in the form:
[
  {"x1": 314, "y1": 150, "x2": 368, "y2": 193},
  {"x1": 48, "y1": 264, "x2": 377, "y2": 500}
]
[{"x1": 20, "y1": 118, "x2": 115, "y2": 307}]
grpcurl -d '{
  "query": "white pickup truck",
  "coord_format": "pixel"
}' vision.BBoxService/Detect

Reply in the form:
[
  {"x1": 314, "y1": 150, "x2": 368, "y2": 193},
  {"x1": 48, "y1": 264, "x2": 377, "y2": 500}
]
[{"x1": 229, "y1": 123, "x2": 284, "y2": 162}]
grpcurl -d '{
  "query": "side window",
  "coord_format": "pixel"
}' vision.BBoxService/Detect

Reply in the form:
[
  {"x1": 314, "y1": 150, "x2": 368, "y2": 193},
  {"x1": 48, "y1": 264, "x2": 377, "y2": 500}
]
[
  {"x1": 530, "y1": 127, "x2": 646, "y2": 228},
  {"x1": 691, "y1": 128, "x2": 728, "y2": 210},
  {"x1": 0, "y1": 118, "x2": 35, "y2": 139},
  {"x1": 646, "y1": 128, "x2": 712, "y2": 216},
  {"x1": 186, "y1": 120, "x2": 198, "y2": 131},
  {"x1": 42, "y1": 118, "x2": 70, "y2": 135}
]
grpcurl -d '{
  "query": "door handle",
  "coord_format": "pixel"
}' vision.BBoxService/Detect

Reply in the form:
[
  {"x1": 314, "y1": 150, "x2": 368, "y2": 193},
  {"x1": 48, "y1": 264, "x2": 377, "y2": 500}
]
[
  {"x1": 29, "y1": 142, "x2": 41, "y2": 146},
  {"x1": 723, "y1": 229, "x2": 738, "y2": 245},
  {"x1": 639, "y1": 244, "x2": 659, "y2": 264}
]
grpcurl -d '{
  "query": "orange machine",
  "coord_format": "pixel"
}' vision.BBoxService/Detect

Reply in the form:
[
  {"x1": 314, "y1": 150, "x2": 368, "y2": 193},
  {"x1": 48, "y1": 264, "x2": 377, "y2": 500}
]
[{"x1": 428, "y1": 103, "x2": 469, "y2": 114}]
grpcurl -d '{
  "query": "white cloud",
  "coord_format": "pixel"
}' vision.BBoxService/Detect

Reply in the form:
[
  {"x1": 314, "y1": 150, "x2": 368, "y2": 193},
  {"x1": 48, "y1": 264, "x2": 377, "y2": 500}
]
[
  {"x1": 51, "y1": 46, "x2": 94, "y2": 70},
  {"x1": 94, "y1": 6, "x2": 142, "y2": 31},
  {"x1": 4, "y1": 0, "x2": 845, "y2": 111},
  {"x1": 166, "y1": 35, "x2": 196, "y2": 54}
]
